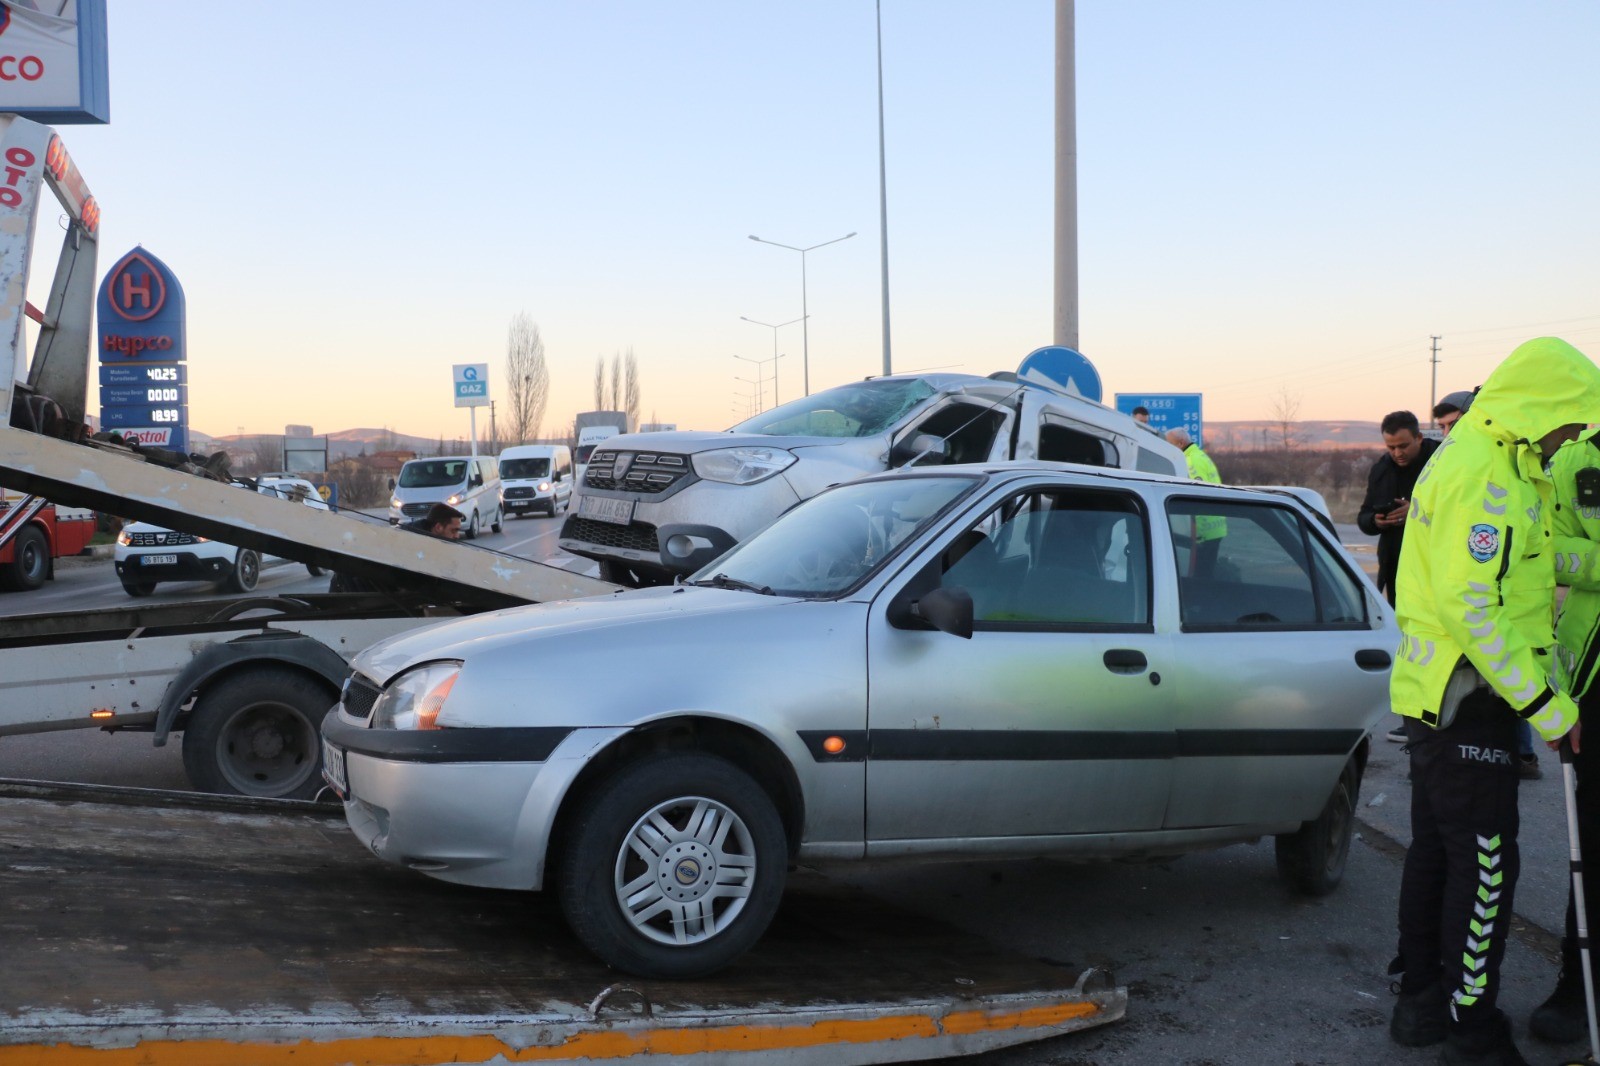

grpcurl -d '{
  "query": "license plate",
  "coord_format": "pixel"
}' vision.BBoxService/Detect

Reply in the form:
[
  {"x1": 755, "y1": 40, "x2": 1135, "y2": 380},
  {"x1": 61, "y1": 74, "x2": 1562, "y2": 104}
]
[
  {"x1": 141, "y1": 554, "x2": 177, "y2": 566},
  {"x1": 321, "y1": 736, "x2": 347, "y2": 798},
  {"x1": 578, "y1": 495, "x2": 635, "y2": 525}
]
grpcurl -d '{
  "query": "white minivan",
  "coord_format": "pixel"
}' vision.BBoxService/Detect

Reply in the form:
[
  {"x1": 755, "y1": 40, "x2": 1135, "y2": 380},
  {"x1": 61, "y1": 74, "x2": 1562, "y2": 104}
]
[
  {"x1": 388, "y1": 456, "x2": 501, "y2": 539},
  {"x1": 498, "y1": 444, "x2": 573, "y2": 518}
]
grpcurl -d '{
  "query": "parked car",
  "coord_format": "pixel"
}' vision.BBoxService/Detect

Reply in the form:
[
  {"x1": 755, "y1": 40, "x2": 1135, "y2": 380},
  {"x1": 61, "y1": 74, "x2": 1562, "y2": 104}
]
[
  {"x1": 114, "y1": 476, "x2": 329, "y2": 596},
  {"x1": 559, "y1": 372, "x2": 1186, "y2": 586},
  {"x1": 388, "y1": 455, "x2": 501, "y2": 538},
  {"x1": 498, "y1": 444, "x2": 573, "y2": 518},
  {"x1": 324, "y1": 463, "x2": 1395, "y2": 978}
]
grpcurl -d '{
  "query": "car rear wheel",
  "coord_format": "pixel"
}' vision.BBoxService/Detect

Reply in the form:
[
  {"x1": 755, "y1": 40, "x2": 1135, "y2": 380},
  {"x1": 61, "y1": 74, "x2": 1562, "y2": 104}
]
[
  {"x1": 218, "y1": 549, "x2": 260, "y2": 593},
  {"x1": 181, "y1": 667, "x2": 333, "y2": 799},
  {"x1": 1275, "y1": 757, "x2": 1359, "y2": 896},
  {"x1": 557, "y1": 752, "x2": 787, "y2": 979},
  {"x1": 0, "y1": 525, "x2": 49, "y2": 591}
]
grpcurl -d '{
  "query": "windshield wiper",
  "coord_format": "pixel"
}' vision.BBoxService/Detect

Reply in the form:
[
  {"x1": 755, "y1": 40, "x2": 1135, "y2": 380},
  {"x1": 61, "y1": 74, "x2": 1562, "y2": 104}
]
[{"x1": 689, "y1": 572, "x2": 774, "y2": 595}]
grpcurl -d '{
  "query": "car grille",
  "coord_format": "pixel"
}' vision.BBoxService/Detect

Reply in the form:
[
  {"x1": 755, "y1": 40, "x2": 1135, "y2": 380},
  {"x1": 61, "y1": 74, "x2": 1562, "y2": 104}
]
[
  {"x1": 401, "y1": 503, "x2": 433, "y2": 518},
  {"x1": 503, "y1": 486, "x2": 535, "y2": 499},
  {"x1": 562, "y1": 516, "x2": 660, "y2": 553},
  {"x1": 342, "y1": 674, "x2": 381, "y2": 720},
  {"x1": 126, "y1": 531, "x2": 200, "y2": 547},
  {"x1": 584, "y1": 451, "x2": 689, "y2": 494}
]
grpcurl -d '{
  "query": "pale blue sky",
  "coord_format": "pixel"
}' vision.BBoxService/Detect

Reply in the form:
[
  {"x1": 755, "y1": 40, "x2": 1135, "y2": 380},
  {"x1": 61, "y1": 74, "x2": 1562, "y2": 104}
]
[{"x1": 41, "y1": 1, "x2": 1600, "y2": 439}]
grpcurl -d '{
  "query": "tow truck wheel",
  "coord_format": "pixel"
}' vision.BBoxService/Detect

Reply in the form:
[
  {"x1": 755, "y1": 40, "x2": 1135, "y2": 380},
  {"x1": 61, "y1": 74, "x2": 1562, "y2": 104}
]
[
  {"x1": 120, "y1": 579, "x2": 156, "y2": 597},
  {"x1": 0, "y1": 525, "x2": 49, "y2": 591},
  {"x1": 218, "y1": 549, "x2": 260, "y2": 593},
  {"x1": 558, "y1": 752, "x2": 787, "y2": 979},
  {"x1": 181, "y1": 667, "x2": 333, "y2": 799},
  {"x1": 1275, "y1": 758, "x2": 1359, "y2": 896}
]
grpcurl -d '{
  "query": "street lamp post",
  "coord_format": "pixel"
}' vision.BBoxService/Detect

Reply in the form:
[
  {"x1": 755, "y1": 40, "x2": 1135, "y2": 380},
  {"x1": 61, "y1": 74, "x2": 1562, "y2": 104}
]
[
  {"x1": 733, "y1": 353, "x2": 785, "y2": 412},
  {"x1": 748, "y1": 232, "x2": 855, "y2": 397},
  {"x1": 738, "y1": 315, "x2": 804, "y2": 406}
]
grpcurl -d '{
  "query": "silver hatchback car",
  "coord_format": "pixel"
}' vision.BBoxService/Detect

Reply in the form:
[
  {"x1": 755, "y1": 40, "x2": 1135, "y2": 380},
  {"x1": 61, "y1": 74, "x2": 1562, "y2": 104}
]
[{"x1": 322, "y1": 464, "x2": 1396, "y2": 978}]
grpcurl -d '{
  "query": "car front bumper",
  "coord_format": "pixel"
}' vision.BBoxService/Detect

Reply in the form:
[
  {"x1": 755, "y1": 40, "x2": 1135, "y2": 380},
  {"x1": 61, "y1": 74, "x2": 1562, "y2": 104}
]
[{"x1": 114, "y1": 551, "x2": 233, "y2": 583}]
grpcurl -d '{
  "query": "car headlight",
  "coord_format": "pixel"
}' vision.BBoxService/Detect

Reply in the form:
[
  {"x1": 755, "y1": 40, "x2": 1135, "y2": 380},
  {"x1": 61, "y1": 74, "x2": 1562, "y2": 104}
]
[
  {"x1": 390, "y1": 497, "x2": 402, "y2": 509},
  {"x1": 538, "y1": 481, "x2": 552, "y2": 493},
  {"x1": 692, "y1": 447, "x2": 797, "y2": 485},
  {"x1": 446, "y1": 493, "x2": 463, "y2": 505},
  {"x1": 370, "y1": 661, "x2": 461, "y2": 731},
  {"x1": 116, "y1": 530, "x2": 131, "y2": 546}
]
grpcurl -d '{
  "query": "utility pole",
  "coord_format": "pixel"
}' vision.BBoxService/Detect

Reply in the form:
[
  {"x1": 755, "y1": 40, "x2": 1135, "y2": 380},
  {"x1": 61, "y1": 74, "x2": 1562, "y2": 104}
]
[
  {"x1": 1429, "y1": 336, "x2": 1442, "y2": 427},
  {"x1": 1054, "y1": 0, "x2": 1078, "y2": 351},
  {"x1": 488, "y1": 400, "x2": 497, "y2": 451}
]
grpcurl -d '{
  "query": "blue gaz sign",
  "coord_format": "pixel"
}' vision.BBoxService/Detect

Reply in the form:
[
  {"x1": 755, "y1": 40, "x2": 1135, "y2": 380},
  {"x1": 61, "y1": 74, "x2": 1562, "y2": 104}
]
[
  {"x1": 100, "y1": 364, "x2": 186, "y2": 386},
  {"x1": 1017, "y1": 346, "x2": 1103, "y2": 403},
  {"x1": 1115, "y1": 393, "x2": 1204, "y2": 447},
  {"x1": 452, "y1": 363, "x2": 490, "y2": 408},
  {"x1": 100, "y1": 384, "x2": 186, "y2": 407}
]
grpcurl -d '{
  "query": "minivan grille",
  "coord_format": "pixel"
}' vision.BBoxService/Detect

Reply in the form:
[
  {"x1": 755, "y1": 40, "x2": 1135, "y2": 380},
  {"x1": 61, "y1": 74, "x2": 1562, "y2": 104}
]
[
  {"x1": 503, "y1": 486, "x2": 535, "y2": 499},
  {"x1": 401, "y1": 503, "x2": 433, "y2": 518},
  {"x1": 342, "y1": 674, "x2": 382, "y2": 720},
  {"x1": 127, "y1": 531, "x2": 200, "y2": 547},
  {"x1": 562, "y1": 516, "x2": 660, "y2": 553},
  {"x1": 584, "y1": 451, "x2": 689, "y2": 495}
]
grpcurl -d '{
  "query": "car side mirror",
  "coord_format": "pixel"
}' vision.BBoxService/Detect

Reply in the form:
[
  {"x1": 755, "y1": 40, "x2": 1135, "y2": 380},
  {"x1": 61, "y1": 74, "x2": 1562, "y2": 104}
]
[
  {"x1": 890, "y1": 432, "x2": 948, "y2": 468},
  {"x1": 914, "y1": 586, "x2": 973, "y2": 639},
  {"x1": 388, "y1": 477, "x2": 396, "y2": 490},
  {"x1": 471, "y1": 474, "x2": 484, "y2": 487}
]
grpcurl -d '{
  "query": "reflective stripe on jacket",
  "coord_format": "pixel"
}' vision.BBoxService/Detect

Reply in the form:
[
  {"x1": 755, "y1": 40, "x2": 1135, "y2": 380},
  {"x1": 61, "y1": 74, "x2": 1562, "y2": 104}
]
[{"x1": 1550, "y1": 430, "x2": 1600, "y2": 699}]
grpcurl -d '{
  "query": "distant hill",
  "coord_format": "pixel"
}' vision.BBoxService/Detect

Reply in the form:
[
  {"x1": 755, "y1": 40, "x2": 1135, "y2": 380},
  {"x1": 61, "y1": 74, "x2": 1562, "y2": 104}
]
[{"x1": 1206, "y1": 420, "x2": 1382, "y2": 451}]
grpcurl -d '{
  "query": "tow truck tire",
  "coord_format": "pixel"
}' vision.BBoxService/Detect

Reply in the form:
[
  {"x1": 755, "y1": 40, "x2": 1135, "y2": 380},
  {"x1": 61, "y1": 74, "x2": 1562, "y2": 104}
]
[
  {"x1": 1, "y1": 525, "x2": 49, "y2": 591},
  {"x1": 181, "y1": 667, "x2": 333, "y2": 800},
  {"x1": 1275, "y1": 758, "x2": 1359, "y2": 896},
  {"x1": 120, "y1": 579, "x2": 156, "y2": 597},
  {"x1": 558, "y1": 752, "x2": 787, "y2": 979},
  {"x1": 218, "y1": 549, "x2": 260, "y2": 594}
]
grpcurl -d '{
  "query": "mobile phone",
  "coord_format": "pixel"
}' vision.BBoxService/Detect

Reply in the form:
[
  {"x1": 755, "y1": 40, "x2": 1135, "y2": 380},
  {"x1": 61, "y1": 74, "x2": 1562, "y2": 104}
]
[{"x1": 1577, "y1": 468, "x2": 1600, "y2": 508}]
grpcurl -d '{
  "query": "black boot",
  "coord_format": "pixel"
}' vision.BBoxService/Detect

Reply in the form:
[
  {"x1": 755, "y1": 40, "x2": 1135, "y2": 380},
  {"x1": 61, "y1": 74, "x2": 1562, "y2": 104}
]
[
  {"x1": 1390, "y1": 978, "x2": 1448, "y2": 1047},
  {"x1": 1442, "y1": 1010, "x2": 1529, "y2": 1066},
  {"x1": 1529, "y1": 967, "x2": 1590, "y2": 1044}
]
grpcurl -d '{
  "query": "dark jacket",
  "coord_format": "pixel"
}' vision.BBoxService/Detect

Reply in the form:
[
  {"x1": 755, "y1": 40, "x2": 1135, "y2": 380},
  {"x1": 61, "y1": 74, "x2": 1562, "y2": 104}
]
[{"x1": 1357, "y1": 437, "x2": 1440, "y2": 602}]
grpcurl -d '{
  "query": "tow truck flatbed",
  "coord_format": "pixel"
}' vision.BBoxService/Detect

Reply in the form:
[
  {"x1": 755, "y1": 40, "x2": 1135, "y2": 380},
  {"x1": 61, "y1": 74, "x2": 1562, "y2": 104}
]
[{"x1": 0, "y1": 781, "x2": 1125, "y2": 1065}]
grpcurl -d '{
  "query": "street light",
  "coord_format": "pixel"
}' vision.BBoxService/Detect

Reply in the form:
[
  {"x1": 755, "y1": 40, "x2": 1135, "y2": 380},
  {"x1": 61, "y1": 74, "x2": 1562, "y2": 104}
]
[
  {"x1": 734, "y1": 373, "x2": 767, "y2": 413},
  {"x1": 738, "y1": 315, "x2": 804, "y2": 407},
  {"x1": 748, "y1": 232, "x2": 856, "y2": 397},
  {"x1": 734, "y1": 353, "x2": 786, "y2": 412}
]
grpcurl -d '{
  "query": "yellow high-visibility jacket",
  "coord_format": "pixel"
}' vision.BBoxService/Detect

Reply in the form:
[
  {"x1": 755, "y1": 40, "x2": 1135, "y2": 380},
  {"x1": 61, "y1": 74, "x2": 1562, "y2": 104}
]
[
  {"x1": 1550, "y1": 430, "x2": 1600, "y2": 699},
  {"x1": 1391, "y1": 337, "x2": 1600, "y2": 741}
]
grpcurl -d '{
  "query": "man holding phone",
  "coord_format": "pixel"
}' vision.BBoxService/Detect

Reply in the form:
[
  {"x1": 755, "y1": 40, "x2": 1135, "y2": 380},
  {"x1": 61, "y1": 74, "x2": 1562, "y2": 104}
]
[{"x1": 1360, "y1": 410, "x2": 1442, "y2": 607}]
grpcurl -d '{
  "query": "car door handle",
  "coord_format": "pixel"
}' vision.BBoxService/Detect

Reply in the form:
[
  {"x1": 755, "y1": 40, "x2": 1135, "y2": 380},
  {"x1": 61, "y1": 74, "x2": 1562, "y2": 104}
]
[
  {"x1": 1355, "y1": 649, "x2": 1391, "y2": 671},
  {"x1": 1103, "y1": 649, "x2": 1148, "y2": 673}
]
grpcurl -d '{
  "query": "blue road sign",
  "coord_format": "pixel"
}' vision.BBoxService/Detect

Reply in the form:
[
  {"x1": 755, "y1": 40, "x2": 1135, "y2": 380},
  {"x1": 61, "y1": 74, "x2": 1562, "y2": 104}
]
[
  {"x1": 100, "y1": 404, "x2": 186, "y2": 429},
  {"x1": 101, "y1": 363, "x2": 185, "y2": 386},
  {"x1": 101, "y1": 384, "x2": 187, "y2": 407},
  {"x1": 1017, "y1": 346, "x2": 1103, "y2": 403},
  {"x1": 1115, "y1": 392, "x2": 1204, "y2": 447}
]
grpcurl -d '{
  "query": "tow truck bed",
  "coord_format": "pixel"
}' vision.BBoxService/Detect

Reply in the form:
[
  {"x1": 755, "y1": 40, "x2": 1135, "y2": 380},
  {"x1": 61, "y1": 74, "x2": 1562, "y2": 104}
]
[{"x1": 0, "y1": 781, "x2": 1124, "y2": 1065}]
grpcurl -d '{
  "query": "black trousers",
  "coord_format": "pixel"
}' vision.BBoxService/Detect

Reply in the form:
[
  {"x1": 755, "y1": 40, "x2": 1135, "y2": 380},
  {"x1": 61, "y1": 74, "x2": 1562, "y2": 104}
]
[
  {"x1": 1560, "y1": 688, "x2": 1600, "y2": 980},
  {"x1": 1395, "y1": 689, "x2": 1522, "y2": 1027}
]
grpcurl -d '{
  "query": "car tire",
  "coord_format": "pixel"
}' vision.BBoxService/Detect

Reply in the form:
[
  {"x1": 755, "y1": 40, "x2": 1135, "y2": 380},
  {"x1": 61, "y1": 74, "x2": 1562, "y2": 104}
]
[
  {"x1": 120, "y1": 578, "x2": 156, "y2": 597},
  {"x1": 491, "y1": 508, "x2": 502, "y2": 534},
  {"x1": 465, "y1": 511, "x2": 479, "y2": 540},
  {"x1": 557, "y1": 751, "x2": 787, "y2": 979},
  {"x1": 180, "y1": 666, "x2": 334, "y2": 799},
  {"x1": 1275, "y1": 758, "x2": 1359, "y2": 896},
  {"x1": 306, "y1": 564, "x2": 325, "y2": 577},
  {"x1": 218, "y1": 549, "x2": 261, "y2": 594},
  {"x1": 0, "y1": 525, "x2": 49, "y2": 591}
]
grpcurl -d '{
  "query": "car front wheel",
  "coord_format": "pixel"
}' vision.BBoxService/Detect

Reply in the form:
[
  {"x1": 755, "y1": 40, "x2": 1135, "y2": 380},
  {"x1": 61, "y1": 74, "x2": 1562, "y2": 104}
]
[
  {"x1": 218, "y1": 549, "x2": 260, "y2": 593},
  {"x1": 557, "y1": 752, "x2": 787, "y2": 979},
  {"x1": 1275, "y1": 757, "x2": 1359, "y2": 896}
]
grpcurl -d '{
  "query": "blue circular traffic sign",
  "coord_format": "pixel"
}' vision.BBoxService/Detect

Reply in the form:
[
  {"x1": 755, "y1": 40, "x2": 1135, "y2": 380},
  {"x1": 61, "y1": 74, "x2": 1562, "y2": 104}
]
[{"x1": 1017, "y1": 345, "x2": 1102, "y2": 403}]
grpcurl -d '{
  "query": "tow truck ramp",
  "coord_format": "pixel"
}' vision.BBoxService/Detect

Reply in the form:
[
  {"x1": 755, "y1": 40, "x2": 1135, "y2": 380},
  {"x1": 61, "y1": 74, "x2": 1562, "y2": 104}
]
[{"x1": 0, "y1": 781, "x2": 1126, "y2": 1065}]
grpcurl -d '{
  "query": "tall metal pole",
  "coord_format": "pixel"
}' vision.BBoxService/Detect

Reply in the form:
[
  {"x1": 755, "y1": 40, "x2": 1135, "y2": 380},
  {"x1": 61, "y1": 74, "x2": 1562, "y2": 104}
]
[
  {"x1": 1053, "y1": 0, "x2": 1078, "y2": 350},
  {"x1": 749, "y1": 233, "x2": 854, "y2": 396},
  {"x1": 1429, "y1": 335, "x2": 1442, "y2": 426},
  {"x1": 876, "y1": 0, "x2": 893, "y2": 375}
]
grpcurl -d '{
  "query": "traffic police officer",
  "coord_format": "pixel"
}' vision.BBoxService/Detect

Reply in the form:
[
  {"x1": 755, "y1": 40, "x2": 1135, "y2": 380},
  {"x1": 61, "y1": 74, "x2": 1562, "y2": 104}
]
[{"x1": 1387, "y1": 337, "x2": 1600, "y2": 1065}]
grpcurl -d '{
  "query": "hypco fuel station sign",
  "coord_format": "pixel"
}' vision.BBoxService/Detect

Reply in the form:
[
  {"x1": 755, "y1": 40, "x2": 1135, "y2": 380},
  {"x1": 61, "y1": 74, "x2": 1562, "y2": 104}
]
[
  {"x1": 97, "y1": 246, "x2": 189, "y2": 451},
  {"x1": 453, "y1": 363, "x2": 490, "y2": 408},
  {"x1": 0, "y1": 1, "x2": 110, "y2": 124}
]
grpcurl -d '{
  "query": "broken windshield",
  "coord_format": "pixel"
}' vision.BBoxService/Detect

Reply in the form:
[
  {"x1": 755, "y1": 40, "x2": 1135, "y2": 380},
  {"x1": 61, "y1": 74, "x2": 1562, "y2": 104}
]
[{"x1": 731, "y1": 378, "x2": 937, "y2": 438}]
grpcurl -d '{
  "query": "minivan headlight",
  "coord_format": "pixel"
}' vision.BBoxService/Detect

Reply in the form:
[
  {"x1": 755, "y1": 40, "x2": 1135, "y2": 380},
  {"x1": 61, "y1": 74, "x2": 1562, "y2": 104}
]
[
  {"x1": 692, "y1": 447, "x2": 797, "y2": 485},
  {"x1": 370, "y1": 661, "x2": 461, "y2": 731},
  {"x1": 538, "y1": 481, "x2": 552, "y2": 493},
  {"x1": 446, "y1": 493, "x2": 463, "y2": 505},
  {"x1": 390, "y1": 497, "x2": 402, "y2": 509}
]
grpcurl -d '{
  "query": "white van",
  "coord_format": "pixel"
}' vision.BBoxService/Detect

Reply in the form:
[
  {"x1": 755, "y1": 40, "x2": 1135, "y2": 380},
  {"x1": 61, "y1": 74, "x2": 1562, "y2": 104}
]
[
  {"x1": 497, "y1": 444, "x2": 573, "y2": 518},
  {"x1": 388, "y1": 455, "x2": 501, "y2": 539}
]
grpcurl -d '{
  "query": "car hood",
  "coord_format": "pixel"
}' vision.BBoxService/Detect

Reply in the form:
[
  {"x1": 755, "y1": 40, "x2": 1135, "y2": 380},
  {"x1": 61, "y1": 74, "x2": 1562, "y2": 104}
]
[
  {"x1": 353, "y1": 584, "x2": 795, "y2": 685},
  {"x1": 598, "y1": 430, "x2": 862, "y2": 455}
]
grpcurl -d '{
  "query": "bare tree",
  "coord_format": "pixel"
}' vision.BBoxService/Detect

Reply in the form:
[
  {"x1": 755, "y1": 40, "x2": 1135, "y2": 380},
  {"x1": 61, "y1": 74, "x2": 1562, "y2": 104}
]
[
  {"x1": 608, "y1": 351, "x2": 623, "y2": 412},
  {"x1": 504, "y1": 313, "x2": 549, "y2": 445},
  {"x1": 623, "y1": 347, "x2": 641, "y2": 431},
  {"x1": 250, "y1": 437, "x2": 284, "y2": 474},
  {"x1": 1271, "y1": 386, "x2": 1301, "y2": 450},
  {"x1": 593, "y1": 357, "x2": 606, "y2": 410}
]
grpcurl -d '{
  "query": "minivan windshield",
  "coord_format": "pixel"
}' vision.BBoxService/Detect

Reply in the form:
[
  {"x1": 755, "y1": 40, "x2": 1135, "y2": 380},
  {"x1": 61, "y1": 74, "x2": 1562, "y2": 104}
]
[
  {"x1": 689, "y1": 475, "x2": 976, "y2": 597},
  {"x1": 501, "y1": 458, "x2": 550, "y2": 479},
  {"x1": 398, "y1": 460, "x2": 468, "y2": 489},
  {"x1": 731, "y1": 378, "x2": 937, "y2": 438}
]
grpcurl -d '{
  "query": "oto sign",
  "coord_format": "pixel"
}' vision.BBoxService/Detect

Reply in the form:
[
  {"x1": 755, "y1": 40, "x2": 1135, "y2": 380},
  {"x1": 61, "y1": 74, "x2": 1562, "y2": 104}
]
[
  {"x1": 452, "y1": 363, "x2": 490, "y2": 408},
  {"x1": 1115, "y1": 392, "x2": 1204, "y2": 447}
]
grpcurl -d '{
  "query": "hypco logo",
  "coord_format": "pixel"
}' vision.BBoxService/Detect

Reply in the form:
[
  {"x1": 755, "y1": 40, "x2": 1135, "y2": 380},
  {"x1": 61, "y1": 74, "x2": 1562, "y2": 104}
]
[
  {"x1": 1457, "y1": 744, "x2": 1513, "y2": 766},
  {"x1": 107, "y1": 253, "x2": 168, "y2": 322},
  {"x1": 102, "y1": 333, "x2": 174, "y2": 356},
  {"x1": 1468, "y1": 523, "x2": 1500, "y2": 563}
]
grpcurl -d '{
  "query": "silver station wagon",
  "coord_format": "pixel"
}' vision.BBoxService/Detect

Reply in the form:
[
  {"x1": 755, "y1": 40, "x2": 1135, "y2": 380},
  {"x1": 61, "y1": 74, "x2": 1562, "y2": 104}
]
[{"x1": 322, "y1": 464, "x2": 1397, "y2": 978}]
